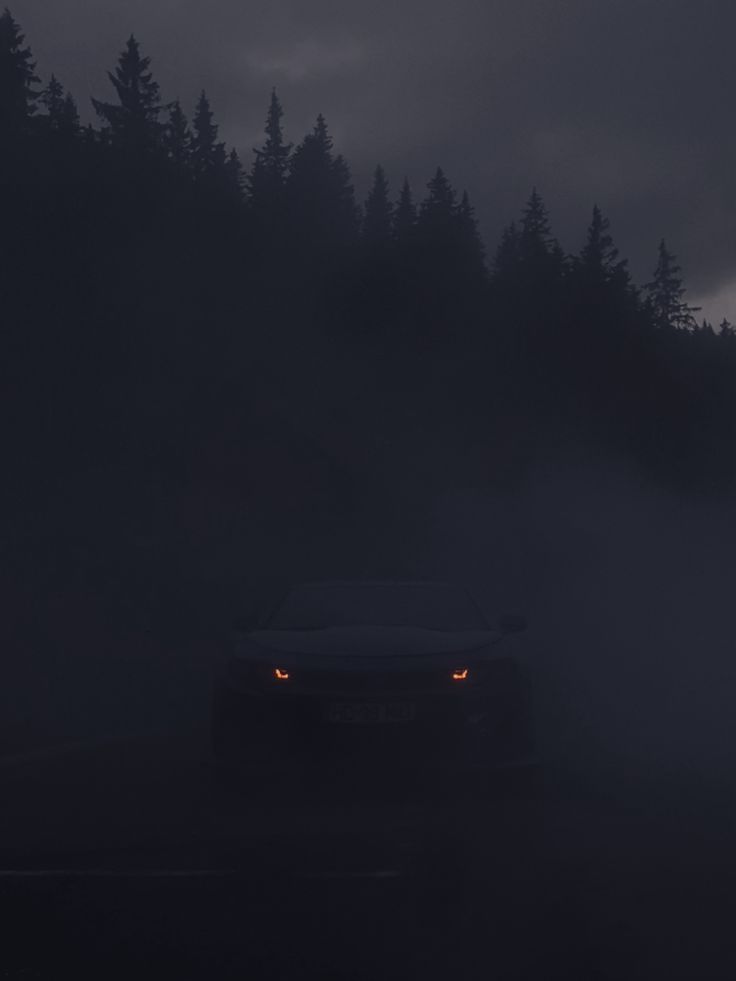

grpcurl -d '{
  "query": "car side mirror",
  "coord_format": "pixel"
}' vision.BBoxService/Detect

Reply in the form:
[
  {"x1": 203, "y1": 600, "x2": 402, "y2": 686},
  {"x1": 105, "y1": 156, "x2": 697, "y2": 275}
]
[{"x1": 498, "y1": 614, "x2": 528, "y2": 634}]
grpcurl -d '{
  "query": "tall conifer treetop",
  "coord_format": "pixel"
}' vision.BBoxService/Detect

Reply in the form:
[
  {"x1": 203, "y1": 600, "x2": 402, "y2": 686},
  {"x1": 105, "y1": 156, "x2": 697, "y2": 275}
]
[
  {"x1": 645, "y1": 239, "x2": 700, "y2": 330},
  {"x1": 393, "y1": 177, "x2": 417, "y2": 243},
  {"x1": 455, "y1": 189, "x2": 486, "y2": 278},
  {"x1": 575, "y1": 205, "x2": 631, "y2": 291},
  {"x1": 493, "y1": 221, "x2": 520, "y2": 279},
  {"x1": 0, "y1": 7, "x2": 40, "y2": 134},
  {"x1": 41, "y1": 74, "x2": 79, "y2": 137},
  {"x1": 421, "y1": 167, "x2": 456, "y2": 215},
  {"x1": 363, "y1": 164, "x2": 393, "y2": 246},
  {"x1": 164, "y1": 99, "x2": 192, "y2": 168},
  {"x1": 92, "y1": 35, "x2": 163, "y2": 152},
  {"x1": 252, "y1": 89, "x2": 291, "y2": 183},
  {"x1": 249, "y1": 89, "x2": 292, "y2": 226},
  {"x1": 520, "y1": 187, "x2": 553, "y2": 257},
  {"x1": 191, "y1": 89, "x2": 228, "y2": 183}
]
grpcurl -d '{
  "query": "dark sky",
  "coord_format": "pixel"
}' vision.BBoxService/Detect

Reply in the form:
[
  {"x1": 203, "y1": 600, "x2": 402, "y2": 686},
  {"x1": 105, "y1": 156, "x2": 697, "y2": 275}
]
[{"x1": 14, "y1": 0, "x2": 736, "y2": 321}]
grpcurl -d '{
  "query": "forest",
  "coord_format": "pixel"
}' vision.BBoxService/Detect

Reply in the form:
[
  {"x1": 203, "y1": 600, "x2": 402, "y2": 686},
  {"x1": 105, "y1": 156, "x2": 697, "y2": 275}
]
[{"x1": 1, "y1": 7, "x2": 735, "y2": 631}]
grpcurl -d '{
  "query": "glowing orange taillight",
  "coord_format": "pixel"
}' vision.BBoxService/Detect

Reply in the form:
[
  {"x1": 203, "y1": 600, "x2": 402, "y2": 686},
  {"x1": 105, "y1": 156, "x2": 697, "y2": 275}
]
[
  {"x1": 452, "y1": 668, "x2": 469, "y2": 681},
  {"x1": 274, "y1": 668, "x2": 290, "y2": 681}
]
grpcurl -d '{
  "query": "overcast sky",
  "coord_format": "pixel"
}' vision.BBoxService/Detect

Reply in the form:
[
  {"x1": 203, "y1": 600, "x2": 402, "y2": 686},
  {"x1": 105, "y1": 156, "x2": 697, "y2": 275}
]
[{"x1": 13, "y1": 0, "x2": 736, "y2": 322}]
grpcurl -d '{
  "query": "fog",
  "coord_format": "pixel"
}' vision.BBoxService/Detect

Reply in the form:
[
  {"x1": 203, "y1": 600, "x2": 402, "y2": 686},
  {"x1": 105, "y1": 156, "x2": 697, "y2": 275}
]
[
  {"x1": 4, "y1": 443, "x2": 736, "y2": 978},
  {"x1": 4, "y1": 438, "x2": 734, "y2": 799},
  {"x1": 419, "y1": 459, "x2": 735, "y2": 784}
]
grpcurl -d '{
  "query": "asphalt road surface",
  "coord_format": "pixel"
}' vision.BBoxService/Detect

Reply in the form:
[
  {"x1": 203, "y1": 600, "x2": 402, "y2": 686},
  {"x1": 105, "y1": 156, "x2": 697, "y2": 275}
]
[{"x1": 2, "y1": 719, "x2": 736, "y2": 981}]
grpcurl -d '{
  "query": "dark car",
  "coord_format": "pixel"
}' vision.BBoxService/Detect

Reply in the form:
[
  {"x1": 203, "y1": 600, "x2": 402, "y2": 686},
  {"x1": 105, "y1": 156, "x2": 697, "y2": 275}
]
[{"x1": 211, "y1": 581, "x2": 532, "y2": 776}]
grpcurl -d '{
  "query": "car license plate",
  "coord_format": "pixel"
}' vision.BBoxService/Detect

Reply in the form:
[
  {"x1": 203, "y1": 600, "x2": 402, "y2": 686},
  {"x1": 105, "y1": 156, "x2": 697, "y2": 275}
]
[{"x1": 326, "y1": 702, "x2": 416, "y2": 724}]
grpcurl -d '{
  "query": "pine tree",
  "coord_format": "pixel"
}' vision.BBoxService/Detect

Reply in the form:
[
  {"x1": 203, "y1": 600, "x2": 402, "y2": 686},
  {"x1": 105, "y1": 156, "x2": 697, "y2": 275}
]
[
  {"x1": 363, "y1": 165, "x2": 392, "y2": 247},
  {"x1": 414, "y1": 168, "x2": 490, "y2": 291},
  {"x1": 164, "y1": 99, "x2": 192, "y2": 169},
  {"x1": 332, "y1": 153, "x2": 360, "y2": 238},
  {"x1": 225, "y1": 147, "x2": 245, "y2": 201},
  {"x1": 517, "y1": 187, "x2": 567, "y2": 292},
  {"x1": 61, "y1": 92, "x2": 80, "y2": 135},
  {"x1": 520, "y1": 187, "x2": 555, "y2": 264},
  {"x1": 288, "y1": 113, "x2": 333, "y2": 192},
  {"x1": 191, "y1": 90, "x2": 226, "y2": 181},
  {"x1": 416, "y1": 167, "x2": 457, "y2": 268},
  {"x1": 455, "y1": 189, "x2": 486, "y2": 278},
  {"x1": 249, "y1": 89, "x2": 291, "y2": 205},
  {"x1": 40, "y1": 73, "x2": 63, "y2": 121},
  {"x1": 0, "y1": 8, "x2": 40, "y2": 136},
  {"x1": 719, "y1": 318, "x2": 734, "y2": 338},
  {"x1": 288, "y1": 114, "x2": 358, "y2": 247},
  {"x1": 644, "y1": 239, "x2": 700, "y2": 330},
  {"x1": 419, "y1": 167, "x2": 456, "y2": 229},
  {"x1": 570, "y1": 203, "x2": 636, "y2": 320},
  {"x1": 92, "y1": 36, "x2": 164, "y2": 153},
  {"x1": 578, "y1": 205, "x2": 625, "y2": 283},
  {"x1": 393, "y1": 177, "x2": 417, "y2": 242},
  {"x1": 40, "y1": 75, "x2": 79, "y2": 137},
  {"x1": 493, "y1": 221, "x2": 520, "y2": 279}
]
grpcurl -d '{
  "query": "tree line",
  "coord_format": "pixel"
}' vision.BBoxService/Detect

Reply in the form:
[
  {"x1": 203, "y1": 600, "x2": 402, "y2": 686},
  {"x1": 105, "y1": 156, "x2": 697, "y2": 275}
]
[{"x1": 1, "y1": 8, "x2": 734, "y2": 497}]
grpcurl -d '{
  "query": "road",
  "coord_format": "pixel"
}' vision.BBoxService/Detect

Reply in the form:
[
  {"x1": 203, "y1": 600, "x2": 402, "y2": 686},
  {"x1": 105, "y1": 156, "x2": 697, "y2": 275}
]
[{"x1": 2, "y1": 719, "x2": 736, "y2": 980}]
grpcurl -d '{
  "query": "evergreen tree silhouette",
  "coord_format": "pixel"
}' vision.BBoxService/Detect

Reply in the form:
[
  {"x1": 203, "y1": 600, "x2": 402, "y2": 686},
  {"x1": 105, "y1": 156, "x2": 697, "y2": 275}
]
[
  {"x1": 332, "y1": 153, "x2": 360, "y2": 238},
  {"x1": 570, "y1": 205, "x2": 638, "y2": 320},
  {"x1": 578, "y1": 206, "x2": 625, "y2": 284},
  {"x1": 520, "y1": 187, "x2": 558, "y2": 267},
  {"x1": 164, "y1": 99, "x2": 192, "y2": 169},
  {"x1": 92, "y1": 35, "x2": 164, "y2": 153},
  {"x1": 362, "y1": 165, "x2": 393, "y2": 247},
  {"x1": 393, "y1": 177, "x2": 417, "y2": 244},
  {"x1": 40, "y1": 75, "x2": 79, "y2": 137},
  {"x1": 645, "y1": 239, "x2": 700, "y2": 330},
  {"x1": 225, "y1": 147, "x2": 245, "y2": 201},
  {"x1": 288, "y1": 113, "x2": 333, "y2": 203},
  {"x1": 249, "y1": 89, "x2": 291, "y2": 210},
  {"x1": 418, "y1": 166, "x2": 456, "y2": 234},
  {"x1": 455, "y1": 190, "x2": 486, "y2": 279},
  {"x1": 40, "y1": 73, "x2": 62, "y2": 120},
  {"x1": 0, "y1": 8, "x2": 40, "y2": 136},
  {"x1": 191, "y1": 90, "x2": 227, "y2": 182},
  {"x1": 416, "y1": 166, "x2": 458, "y2": 288},
  {"x1": 288, "y1": 114, "x2": 359, "y2": 250},
  {"x1": 60, "y1": 93, "x2": 78, "y2": 136},
  {"x1": 415, "y1": 170, "x2": 485, "y2": 291},
  {"x1": 493, "y1": 221, "x2": 520, "y2": 279}
]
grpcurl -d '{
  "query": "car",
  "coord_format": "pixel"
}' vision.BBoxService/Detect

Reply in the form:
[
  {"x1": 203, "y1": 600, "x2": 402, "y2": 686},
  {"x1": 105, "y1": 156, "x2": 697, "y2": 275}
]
[{"x1": 210, "y1": 580, "x2": 533, "y2": 780}]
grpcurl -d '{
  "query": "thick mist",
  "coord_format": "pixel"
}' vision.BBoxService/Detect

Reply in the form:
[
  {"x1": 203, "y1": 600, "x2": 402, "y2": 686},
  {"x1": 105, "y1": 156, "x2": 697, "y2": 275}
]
[{"x1": 420, "y1": 456, "x2": 736, "y2": 786}]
